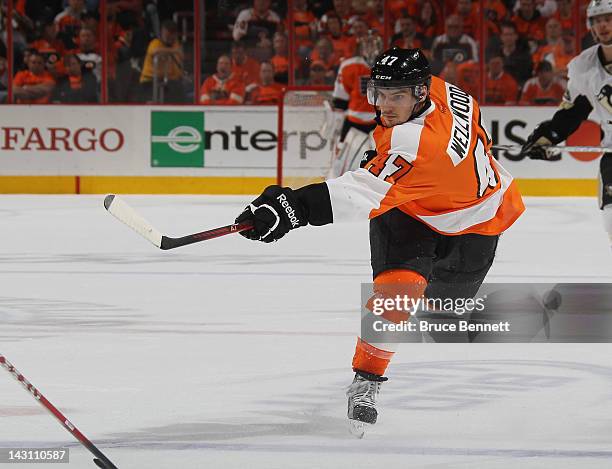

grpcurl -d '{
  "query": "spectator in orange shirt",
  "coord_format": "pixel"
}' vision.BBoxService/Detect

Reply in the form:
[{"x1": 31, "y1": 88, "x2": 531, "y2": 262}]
[
  {"x1": 454, "y1": 0, "x2": 481, "y2": 40},
  {"x1": 439, "y1": 59, "x2": 481, "y2": 100},
  {"x1": 520, "y1": 60, "x2": 566, "y2": 105},
  {"x1": 199, "y1": 55, "x2": 245, "y2": 105},
  {"x1": 318, "y1": 0, "x2": 354, "y2": 35},
  {"x1": 325, "y1": 14, "x2": 354, "y2": 61},
  {"x1": 512, "y1": 0, "x2": 547, "y2": 50},
  {"x1": 294, "y1": 0, "x2": 317, "y2": 53},
  {"x1": 439, "y1": 59, "x2": 458, "y2": 83},
  {"x1": 532, "y1": 17, "x2": 562, "y2": 65},
  {"x1": 54, "y1": 0, "x2": 87, "y2": 49},
  {"x1": 51, "y1": 53, "x2": 98, "y2": 103},
  {"x1": 231, "y1": 41, "x2": 260, "y2": 89},
  {"x1": 540, "y1": 33, "x2": 576, "y2": 80},
  {"x1": 29, "y1": 22, "x2": 66, "y2": 60},
  {"x1": 456, "y1": 60, "x2": 481, "y2": 100},
  {"x1": 270, "y1": 32, "x2": 288, "y2": 84},
  {"x1": 246, "y1": 61, "x2": 283, "y2": 104},
  {"x1": 553, "y1": 0, "x2": 574, "y2": 34},
  {"x1": 388, "y1": 0, "x2": 412, "y2": 21},
  {"x1": 348, "y1": 0, "x2": 384, "y2": 37},
  {"x1": 12, "y1": 51, "x2": 55, "y2": 104},
  {"x1": 485, "y1": 55, "x2": 519, "y2": 104},
  {"x1": 484, "y1": 0, "x2": 508, "y2": 34},
  {"x1": 310, "y1": 37, "x2": 340, "y2": 73}
]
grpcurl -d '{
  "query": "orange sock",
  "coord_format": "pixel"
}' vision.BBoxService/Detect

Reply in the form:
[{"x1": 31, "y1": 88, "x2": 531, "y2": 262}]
[
  {"x1": 352, "y1": 337, "x2": 395, "y2": 376},
  {"x1": 352, "y1": 269, "x2": 427, "y2": 376}
]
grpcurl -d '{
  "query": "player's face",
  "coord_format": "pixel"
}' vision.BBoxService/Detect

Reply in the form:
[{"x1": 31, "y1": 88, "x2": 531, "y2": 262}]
[
  {"x1": 375, "y1": 88, "x2": 418, "y2": 127},
  {"x1": 592, "y1": 14, "x2": 612, "y2": 46}
]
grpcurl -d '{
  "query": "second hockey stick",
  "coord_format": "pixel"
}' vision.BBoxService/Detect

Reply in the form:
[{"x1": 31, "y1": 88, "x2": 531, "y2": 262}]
[
  {"x1": 492, "y1": 144, "x2": 609, "y2": 153},
  {"x1": 0, "y1": 354, "x2": 118, "y2": 469},
  {"x1": 104, "y1": 195, "x2": 254, "y2": 250}
]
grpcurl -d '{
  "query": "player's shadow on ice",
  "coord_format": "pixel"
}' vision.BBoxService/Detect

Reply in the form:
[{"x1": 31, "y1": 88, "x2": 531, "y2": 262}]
[{"x1": 113, "y1": 411, "x2": 350, "y2": 443}]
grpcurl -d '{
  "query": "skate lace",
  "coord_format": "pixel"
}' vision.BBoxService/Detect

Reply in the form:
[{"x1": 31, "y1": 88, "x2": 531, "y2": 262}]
[{"x1": 348, "y1": 379, "x2": 381, "y2": 408}]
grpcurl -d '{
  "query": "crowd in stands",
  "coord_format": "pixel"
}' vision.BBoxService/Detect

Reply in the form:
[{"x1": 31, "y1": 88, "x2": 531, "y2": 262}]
[
  {"x1": 0, "y1": 0, "x2": 593, "y2": 105},
  {"x1": 203, "y1": 0, "x2": 589, "y2": 106},
  {"x1": 1, "y1": 0, "x2": 194, "y2": 103}
]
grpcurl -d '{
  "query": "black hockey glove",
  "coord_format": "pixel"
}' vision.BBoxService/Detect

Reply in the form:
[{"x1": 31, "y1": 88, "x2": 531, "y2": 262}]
[
  {"x1": 235, "y1": 185, "x2": 307, "y2": 243},
  {"x1": 520, "y1": 120, "x2": 562, "y2": 161}
]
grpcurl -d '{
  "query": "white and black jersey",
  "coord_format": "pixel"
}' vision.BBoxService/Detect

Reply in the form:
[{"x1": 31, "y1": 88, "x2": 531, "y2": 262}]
[
  {"x1": 562, "y1": 45, "x2": 612, "y2": 147},
  {"x1": 553, "y1": 45, "x2": 612, "y2": 208}
]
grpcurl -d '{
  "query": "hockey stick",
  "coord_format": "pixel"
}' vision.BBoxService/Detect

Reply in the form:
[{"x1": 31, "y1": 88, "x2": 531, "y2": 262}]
[
  {"x1": 0, "y1": 354, "x2": 118, "y2": 469},
  {"x1": 492, "y1": 144, "x2": 609, "y2": 153},
  {"x1": 103, "y1": 195, "x2": 254, "y2": 250}
]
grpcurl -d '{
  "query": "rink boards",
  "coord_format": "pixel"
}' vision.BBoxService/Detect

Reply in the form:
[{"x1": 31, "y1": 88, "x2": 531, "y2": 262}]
[{"x1": 0, "y1": 105, "x2": 603, "y2": 195}]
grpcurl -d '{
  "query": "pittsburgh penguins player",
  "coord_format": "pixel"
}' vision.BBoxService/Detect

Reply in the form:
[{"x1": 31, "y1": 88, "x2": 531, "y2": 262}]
[{"x1": 521, "y1": 0, "x2": 612, "y2": 247}]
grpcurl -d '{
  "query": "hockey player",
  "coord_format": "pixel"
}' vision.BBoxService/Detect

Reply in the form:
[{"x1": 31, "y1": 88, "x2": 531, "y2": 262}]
[
  {"x1": 326, "y1": 33, "x2": 382, "y2": 177},
  {"x1": 520, "y1": 0, "x2": 612, "y2": 247},
  {"x1": 235, "y1": 48, "x2": 525, "y2": 435}
]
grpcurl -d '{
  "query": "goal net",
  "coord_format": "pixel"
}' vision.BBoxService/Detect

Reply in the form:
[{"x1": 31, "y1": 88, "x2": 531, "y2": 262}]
[{"x1": 277, "y1": 88, "x2": 335, "y2": 189}]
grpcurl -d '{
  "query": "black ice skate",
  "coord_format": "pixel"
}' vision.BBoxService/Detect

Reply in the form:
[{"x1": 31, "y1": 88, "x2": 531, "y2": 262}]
[{"x1": 346, "y1": 370, "x2": 387, "y2": 438}]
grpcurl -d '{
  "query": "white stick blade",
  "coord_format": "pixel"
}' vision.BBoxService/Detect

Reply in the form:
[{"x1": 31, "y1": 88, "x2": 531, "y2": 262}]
[{"x1": 104, "y1": 195, "x2": 163, "y2": 248}]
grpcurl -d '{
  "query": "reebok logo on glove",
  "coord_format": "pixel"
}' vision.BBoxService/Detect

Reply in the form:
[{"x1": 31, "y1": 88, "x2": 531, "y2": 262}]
[
  {"x1": 235, "y1": 185, "x2": 307, "y2": 243},
  {"x1": 277, "y1": 193, "x2": 301, "y2": 227}
]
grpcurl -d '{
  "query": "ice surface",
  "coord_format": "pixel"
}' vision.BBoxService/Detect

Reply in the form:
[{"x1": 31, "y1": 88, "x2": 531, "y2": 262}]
[{"x1": 0, "y1": 195, "x2": 611, "y2": 468}]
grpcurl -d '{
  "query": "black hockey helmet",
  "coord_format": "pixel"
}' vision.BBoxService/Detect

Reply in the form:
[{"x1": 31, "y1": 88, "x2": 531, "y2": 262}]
[
  {"x1": 370, "y1": 47, "x2": 431, "y2": 87},
  {"x1": 367, "y1": 48, "x2": 431, "y2": 105}
]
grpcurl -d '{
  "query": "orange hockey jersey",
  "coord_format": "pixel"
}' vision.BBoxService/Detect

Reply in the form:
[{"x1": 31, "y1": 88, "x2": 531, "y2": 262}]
[
  {"x1": 333, "y1": 56, "x2": 376, "y2": 125},
  {"x1": 325, "y1": 75, "x2": 524, "y2": 236}
]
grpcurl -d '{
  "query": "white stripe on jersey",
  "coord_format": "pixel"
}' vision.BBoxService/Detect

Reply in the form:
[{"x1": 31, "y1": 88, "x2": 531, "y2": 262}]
[
  {"x1": 326, "y1": 168, "x2": 392, "y2": 222},
  {"x1": 389, "y1": 120, "x2": 423, "y2": 163},
  {"x1": 416, "y1": 159, "x2": 513, "y2": 233}
]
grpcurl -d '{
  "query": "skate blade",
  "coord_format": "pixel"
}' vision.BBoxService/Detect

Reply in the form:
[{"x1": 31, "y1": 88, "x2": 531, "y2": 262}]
[{"x1": 348, "y1": 419, "x2": 370, "y2": 438}]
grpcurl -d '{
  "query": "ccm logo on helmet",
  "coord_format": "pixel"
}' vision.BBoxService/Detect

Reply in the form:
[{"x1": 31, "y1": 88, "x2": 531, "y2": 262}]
[
  {"x1": 375, "y1": 75, "x2": 392, "y2": 79},
  {"x1": 276, "y1": 194, "x2": 301, "y2": 227}
]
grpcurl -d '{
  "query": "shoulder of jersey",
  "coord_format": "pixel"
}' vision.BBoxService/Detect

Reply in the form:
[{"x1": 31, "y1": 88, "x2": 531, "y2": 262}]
[
  {"x1": 338, "y1": 56, "x2": 368, "y2": 70},
  {"x1": 568, "y1": 44, "x2": 598, "y2": 77}
]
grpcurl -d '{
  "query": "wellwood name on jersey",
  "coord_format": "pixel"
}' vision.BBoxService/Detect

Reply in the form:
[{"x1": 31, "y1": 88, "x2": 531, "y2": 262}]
[
  {"x1": 445, "y1": 84, "x2": 474, "y2": 166},
  {"x1": 0, "y1": 127, "x2": 125, "y2": 152}
]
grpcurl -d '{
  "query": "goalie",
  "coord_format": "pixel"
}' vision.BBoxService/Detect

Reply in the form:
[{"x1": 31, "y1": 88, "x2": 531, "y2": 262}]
[{"x1": 325, "y1": 33, "x2": 383, "y2": 178}]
